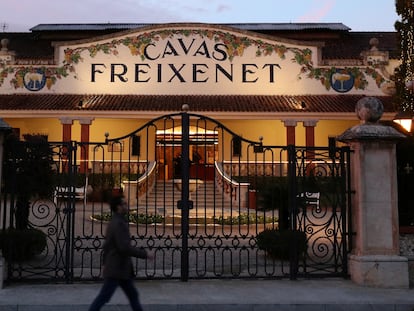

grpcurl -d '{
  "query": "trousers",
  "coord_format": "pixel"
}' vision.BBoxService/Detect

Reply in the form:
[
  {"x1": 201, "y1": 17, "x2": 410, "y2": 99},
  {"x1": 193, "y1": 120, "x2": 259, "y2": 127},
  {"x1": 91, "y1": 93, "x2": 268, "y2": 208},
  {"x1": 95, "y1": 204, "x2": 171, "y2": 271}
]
[{"x1": 88, "y1": 278, "x2": 144, "y2": 311}]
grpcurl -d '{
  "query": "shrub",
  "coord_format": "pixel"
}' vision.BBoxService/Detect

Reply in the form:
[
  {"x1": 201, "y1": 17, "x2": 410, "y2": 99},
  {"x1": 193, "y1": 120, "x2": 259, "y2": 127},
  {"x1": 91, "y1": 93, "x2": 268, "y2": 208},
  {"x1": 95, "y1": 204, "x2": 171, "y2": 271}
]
[
  {"x1": 256, "y1": 229, "x2": 307, "y2": 260},
  {"x1": 0, "y1": 228, "x2": 47, "y2": 262}
]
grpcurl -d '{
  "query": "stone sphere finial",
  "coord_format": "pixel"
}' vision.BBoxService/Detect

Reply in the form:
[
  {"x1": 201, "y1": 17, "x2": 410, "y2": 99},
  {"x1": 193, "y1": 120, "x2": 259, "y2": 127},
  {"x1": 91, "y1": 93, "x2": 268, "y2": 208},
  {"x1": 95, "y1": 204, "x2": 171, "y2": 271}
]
[
  {"x1": 369, "y1": 37, "x2": 379, "y2": 51},
  {"x1": 1, "y1": 38, "x2": 9, "y2": 51},
  {"x1": 182, "y1": 104, "x2": 189, "y2": 112},
  {"x1": 355, "y1": 96, "x2": 384, "y2": 123}
]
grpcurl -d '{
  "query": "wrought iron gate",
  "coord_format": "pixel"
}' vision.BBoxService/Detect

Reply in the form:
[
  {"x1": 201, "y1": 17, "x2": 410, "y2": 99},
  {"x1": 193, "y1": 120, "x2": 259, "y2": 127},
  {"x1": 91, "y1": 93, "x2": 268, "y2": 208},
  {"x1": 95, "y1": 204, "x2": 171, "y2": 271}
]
[{"x1": 0, "y1": 111, "x2": 352, "y2": 283}]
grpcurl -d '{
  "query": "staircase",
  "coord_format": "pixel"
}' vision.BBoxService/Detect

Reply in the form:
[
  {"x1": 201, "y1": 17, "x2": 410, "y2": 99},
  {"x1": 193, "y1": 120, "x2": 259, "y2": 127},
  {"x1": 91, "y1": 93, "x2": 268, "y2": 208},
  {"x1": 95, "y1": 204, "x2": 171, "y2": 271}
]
[{"x1": 137, "y1": 179, "x2": 242, "y2": 217}]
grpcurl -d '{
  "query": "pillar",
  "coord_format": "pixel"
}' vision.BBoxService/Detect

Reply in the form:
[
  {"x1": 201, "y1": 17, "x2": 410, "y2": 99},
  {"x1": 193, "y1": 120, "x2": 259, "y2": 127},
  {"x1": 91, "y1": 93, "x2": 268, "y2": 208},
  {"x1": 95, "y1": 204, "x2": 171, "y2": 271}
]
[
  {"x1": 59, "y1": 117, "x2": 73, "y2": 142},
  {"x1": 282, "y1": 120, "x2": 297, "y2": 145},
  {"x1": 303, "y1": 120, "x2": 318, "y2": 148},
  {"x1": 79, "y1": 118, "x2": 94, "y2": 174},
  {"x1": 338, "y1": 97, "x2": 409, "y2": 288},
  {"x1": 59, "y1": 118, "x2": 73, "y2": 173},
  {"x1": 303, "y1": 120, "x2": 318, "y2": 174}
]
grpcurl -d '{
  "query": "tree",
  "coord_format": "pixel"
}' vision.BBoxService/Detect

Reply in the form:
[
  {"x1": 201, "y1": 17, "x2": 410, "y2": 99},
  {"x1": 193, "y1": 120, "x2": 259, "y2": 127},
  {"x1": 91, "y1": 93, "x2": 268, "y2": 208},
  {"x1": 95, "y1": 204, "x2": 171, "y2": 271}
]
[
  {"x1": 3, "y1": 133, "x2": 55, "y2": 230},
  {"x1": 393, "y1": 0, "x2": 414, "y2": 113}
]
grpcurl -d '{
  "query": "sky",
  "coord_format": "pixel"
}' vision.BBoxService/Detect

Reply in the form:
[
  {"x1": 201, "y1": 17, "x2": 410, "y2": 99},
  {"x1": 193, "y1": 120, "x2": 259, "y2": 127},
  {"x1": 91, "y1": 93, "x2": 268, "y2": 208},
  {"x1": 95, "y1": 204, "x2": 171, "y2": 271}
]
[{"x1": 1, "y1": 0, "x2": 400, "y2": 33}]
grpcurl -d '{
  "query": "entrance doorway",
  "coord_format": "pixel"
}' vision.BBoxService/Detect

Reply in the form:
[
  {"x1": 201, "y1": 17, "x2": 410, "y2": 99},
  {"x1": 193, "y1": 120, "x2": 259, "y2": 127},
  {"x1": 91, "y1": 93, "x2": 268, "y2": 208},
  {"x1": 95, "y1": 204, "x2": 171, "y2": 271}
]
[{"x1": 156, "y1": 126, "x2": 218, "y2": 180}]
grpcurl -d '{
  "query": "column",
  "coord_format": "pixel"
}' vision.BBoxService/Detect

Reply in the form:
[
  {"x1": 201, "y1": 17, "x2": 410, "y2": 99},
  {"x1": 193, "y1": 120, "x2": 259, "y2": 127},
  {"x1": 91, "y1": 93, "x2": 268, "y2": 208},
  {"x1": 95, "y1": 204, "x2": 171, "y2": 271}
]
[
  {"x1": 303, "y1": 120, "x2": 318, "y2": 148},
  {"x1": 282, "y1": 120, "x2": 297, "y2": 145},
  {"x1": 59, "y1": 117, "x2": 73, "y2": 142},
  {"x1": 79, "y1": 118, "x2": 94, "y2": 174},
  {"x1": 59, "y1": 117, "x2": 74, "y2": 173},
  {"x1": 303, "y1": 120, "x2": 318, "y2": 175},
  {"x1": 338, "y1": 97, "x2": 409, "y2": 288}
]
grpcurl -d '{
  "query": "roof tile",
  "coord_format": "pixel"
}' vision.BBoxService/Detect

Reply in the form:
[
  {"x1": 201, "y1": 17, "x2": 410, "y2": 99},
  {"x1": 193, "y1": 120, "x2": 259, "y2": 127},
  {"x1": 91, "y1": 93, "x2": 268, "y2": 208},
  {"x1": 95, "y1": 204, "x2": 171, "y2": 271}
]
[{"x1": 0, "y1": 94, "x2": 395, "y2": 113}]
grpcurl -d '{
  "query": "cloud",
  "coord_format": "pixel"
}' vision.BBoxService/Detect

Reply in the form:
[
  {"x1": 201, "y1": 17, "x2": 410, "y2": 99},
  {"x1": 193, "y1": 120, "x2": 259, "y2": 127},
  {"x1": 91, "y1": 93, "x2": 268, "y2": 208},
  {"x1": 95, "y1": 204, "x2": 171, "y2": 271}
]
[
  {"x1": 216, "y1": 5, "x2": 231, "y2": 13},
  {"x1": 297, "y1": 0, "x2": 336, "y2": 22}
]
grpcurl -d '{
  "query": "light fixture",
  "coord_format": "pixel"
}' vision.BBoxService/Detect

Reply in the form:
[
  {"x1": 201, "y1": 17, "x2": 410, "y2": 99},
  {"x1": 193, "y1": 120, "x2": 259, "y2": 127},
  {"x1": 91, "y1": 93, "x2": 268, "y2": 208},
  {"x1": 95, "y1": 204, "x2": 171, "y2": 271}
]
[
  {"x1": 78, "y1": 99, "x2": 85, "y2": 109},
  {"x1": 394, "y1": 78, "x2": 414, "y2": 132},
  {"x1": 393, "y1": 110, "x2": 413, "y2": 132}
]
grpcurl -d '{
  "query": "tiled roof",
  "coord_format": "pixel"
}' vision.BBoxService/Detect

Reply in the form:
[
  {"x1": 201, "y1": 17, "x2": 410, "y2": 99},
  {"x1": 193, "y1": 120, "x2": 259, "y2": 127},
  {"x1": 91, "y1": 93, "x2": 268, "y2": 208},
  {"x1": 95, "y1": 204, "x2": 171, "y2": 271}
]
[
  {"x1": 1, "y1": 23, "x2": 398, "y2": 61},
  {"x1": 30, "y1": 23, "x2": 351, "y2": 32},
  {"x1": 0, "y1": 94, "x2": 395, "y2": 115}
]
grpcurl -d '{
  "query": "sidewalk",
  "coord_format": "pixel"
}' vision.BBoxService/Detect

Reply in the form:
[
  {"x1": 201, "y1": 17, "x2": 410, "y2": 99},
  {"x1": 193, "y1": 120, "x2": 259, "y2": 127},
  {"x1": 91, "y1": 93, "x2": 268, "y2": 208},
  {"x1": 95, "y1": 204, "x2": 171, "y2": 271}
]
[{"x1": 0, "y1": 278, "x2": 413, "y2": 311}]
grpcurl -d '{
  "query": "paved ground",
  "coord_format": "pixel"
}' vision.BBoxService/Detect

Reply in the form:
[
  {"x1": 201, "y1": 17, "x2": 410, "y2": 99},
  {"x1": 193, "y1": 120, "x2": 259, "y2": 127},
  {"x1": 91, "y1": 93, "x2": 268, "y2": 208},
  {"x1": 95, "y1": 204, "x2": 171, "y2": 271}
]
[{"x1": 0, "y1": 278, "x2": 414, "y2": 311}]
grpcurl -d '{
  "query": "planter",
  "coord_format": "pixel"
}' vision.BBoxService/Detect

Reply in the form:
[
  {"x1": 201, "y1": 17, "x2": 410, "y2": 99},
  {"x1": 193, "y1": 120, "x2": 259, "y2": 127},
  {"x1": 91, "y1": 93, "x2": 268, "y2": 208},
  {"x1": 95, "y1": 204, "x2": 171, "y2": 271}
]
[
  {"x1": 112, "y1": 188, "x2": 123, "y2": 197},
  {"x1": 248, "y1": 190, "x2": 257, "y2": 209}
]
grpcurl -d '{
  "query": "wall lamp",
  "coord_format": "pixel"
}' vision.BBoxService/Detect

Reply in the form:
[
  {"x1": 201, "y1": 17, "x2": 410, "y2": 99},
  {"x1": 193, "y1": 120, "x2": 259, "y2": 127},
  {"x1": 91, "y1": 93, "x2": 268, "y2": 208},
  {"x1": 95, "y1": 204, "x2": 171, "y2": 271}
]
[
  {"x1": 393, "y1": 79, "x2": 414, "y2": 132},
  {"x1": 393, "y1": 110, "x2": 413, "y2": 133},
  {"x1": 78, "y1": 99, "x2": 86, "y2": 109}
]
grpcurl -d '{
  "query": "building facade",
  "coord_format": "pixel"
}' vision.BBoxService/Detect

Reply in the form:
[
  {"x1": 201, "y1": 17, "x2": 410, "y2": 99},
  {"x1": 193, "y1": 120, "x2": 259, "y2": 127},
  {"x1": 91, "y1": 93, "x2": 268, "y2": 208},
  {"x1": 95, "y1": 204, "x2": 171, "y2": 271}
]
[
  {"x1": 0, "y1": 23, "x2": 399, "y2": 173},
  {"x1": 2, "y1": 22, "x2": 411, "y2": 286}
]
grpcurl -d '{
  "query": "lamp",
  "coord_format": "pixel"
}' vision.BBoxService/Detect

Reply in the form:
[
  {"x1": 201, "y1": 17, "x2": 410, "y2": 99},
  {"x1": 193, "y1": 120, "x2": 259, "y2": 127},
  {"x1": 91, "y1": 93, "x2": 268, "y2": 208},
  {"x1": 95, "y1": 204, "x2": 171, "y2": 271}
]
[
  {"x1": 394, "y1": 77, "x2": 414, "y2": 132},
  {"x1": 394, "y1": 110, "x2": 413, "y2": 132},
  {"x1": 78, "y1": 100, "x2": 83, "y2": 109}
]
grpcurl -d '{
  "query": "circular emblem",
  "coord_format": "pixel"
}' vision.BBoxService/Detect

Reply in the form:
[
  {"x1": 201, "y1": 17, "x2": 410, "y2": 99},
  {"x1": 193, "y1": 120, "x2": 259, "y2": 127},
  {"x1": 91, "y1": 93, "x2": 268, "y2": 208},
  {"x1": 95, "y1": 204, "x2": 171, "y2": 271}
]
[
  {"x1": 330, "y1": 69, "x2": 354, "y2": 93},
  {"x1": 23, "y1": 69, "x2": 46, "y2": 91}
]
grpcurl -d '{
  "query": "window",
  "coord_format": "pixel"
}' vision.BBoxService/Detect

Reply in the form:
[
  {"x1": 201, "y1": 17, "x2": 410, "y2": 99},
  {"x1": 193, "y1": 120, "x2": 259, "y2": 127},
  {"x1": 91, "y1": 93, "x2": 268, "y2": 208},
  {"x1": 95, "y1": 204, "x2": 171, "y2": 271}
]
[
  {"x1": 132, "y1": 135, "x2": 140, "y2": 156},
  {"x1": 232, "y1": 136, "x2": 242, "y2": 157}
]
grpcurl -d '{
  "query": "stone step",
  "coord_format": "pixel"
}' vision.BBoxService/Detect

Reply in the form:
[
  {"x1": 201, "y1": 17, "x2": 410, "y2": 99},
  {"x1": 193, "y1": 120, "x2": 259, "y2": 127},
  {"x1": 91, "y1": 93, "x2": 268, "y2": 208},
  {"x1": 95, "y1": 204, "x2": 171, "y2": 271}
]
[{"x1": 141, "y1": 179, "x2": 234, "y2": 211}]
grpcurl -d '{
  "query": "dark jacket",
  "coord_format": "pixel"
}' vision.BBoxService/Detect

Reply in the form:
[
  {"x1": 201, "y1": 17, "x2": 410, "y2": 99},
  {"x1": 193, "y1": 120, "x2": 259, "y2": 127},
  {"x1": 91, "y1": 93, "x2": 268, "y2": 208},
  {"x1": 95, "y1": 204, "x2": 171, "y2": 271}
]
[{"x1": 102, "y1": 213, "x2": 147, "y2": 279}]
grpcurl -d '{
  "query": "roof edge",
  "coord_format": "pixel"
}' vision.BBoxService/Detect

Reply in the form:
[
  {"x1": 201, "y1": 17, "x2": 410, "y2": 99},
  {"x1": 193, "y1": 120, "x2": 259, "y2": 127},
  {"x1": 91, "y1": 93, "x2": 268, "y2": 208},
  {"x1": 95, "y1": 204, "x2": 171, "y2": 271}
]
[{"x1": 51, "y1": 22, "x2": 328, "y2": 49}]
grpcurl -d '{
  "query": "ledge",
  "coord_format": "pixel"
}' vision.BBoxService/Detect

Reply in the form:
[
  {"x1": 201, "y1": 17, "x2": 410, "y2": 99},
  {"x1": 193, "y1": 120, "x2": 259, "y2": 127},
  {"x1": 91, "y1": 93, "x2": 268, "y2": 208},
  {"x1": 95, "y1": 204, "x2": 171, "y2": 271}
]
[{"x1": 337, "y1": 124, "x2": 406, "y2": 142}]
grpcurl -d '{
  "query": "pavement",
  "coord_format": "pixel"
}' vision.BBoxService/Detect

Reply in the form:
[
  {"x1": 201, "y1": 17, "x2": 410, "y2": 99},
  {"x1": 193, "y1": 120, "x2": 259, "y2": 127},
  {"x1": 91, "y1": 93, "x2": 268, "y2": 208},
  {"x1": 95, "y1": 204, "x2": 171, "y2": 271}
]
[{"x1": 0, "y1": 278, "x2": 414, "y2": 311}]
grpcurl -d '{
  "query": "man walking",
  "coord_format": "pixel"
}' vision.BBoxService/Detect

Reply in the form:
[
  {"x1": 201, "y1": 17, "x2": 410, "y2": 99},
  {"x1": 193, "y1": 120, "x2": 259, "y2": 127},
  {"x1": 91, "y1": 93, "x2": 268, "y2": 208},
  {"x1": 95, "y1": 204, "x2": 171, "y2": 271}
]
[{"x1": 89, "y1": 195, "x2": 150, "y2": 311}]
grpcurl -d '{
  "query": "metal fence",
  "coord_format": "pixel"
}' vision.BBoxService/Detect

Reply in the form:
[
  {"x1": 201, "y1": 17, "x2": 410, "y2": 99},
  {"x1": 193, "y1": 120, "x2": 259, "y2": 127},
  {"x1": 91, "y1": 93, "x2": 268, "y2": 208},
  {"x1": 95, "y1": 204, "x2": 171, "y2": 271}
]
[{"x1": 0, "y1": 112, "x2": 352, "y2": 283}]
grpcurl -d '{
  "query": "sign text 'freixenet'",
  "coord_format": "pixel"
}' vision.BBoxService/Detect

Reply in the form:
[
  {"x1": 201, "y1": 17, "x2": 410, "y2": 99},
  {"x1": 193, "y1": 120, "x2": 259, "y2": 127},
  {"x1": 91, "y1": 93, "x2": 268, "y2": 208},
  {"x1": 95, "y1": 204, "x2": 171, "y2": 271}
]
[{"x1": 89, "y1": 39, "x2": 281, "y2": 83}]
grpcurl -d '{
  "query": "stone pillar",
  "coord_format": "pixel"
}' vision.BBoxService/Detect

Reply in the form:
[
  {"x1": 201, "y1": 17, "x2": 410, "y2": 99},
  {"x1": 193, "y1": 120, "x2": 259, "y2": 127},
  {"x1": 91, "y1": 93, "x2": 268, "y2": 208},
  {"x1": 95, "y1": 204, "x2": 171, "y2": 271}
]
[
  {"x1": 282, "y1": 120, "x2": 297, "y2": 145},
  {"x1": 338, "y1": 97, "x2": 408, "y2": 288}
]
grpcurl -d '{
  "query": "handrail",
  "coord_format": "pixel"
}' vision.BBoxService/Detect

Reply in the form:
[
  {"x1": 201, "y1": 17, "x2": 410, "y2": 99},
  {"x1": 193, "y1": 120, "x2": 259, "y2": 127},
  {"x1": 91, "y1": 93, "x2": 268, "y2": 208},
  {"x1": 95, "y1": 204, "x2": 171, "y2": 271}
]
[
  {"x1": 214, "y1": 161, "x2": 250, "y2": 208},
  {"x1": 215, "y1": 161, "x2": 250, "y2": 186},
  {"x1": 122, "y1": 161, "x2": 157, "y2": 205}
]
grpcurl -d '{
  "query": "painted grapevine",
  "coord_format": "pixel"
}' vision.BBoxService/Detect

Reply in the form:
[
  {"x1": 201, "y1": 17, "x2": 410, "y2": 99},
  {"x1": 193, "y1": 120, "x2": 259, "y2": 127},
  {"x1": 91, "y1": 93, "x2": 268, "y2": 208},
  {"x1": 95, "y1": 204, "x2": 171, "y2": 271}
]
[{"x1": 0, "y1": 28, "x2": 387, "y2": 91}]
